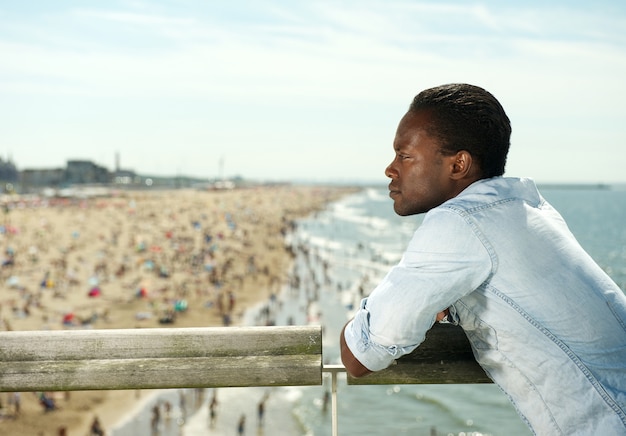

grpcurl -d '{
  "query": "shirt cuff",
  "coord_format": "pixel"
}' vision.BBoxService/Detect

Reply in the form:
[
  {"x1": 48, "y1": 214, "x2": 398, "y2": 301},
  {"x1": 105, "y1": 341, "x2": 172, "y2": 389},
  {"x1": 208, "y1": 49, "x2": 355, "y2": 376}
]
[{"x1": 343, "y1": 300, "x2": 398, "y2": 372}]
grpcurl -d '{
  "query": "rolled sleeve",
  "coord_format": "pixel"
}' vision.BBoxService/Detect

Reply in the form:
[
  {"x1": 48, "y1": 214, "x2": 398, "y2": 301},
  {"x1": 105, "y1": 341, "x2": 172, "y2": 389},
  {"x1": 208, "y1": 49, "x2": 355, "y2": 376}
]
[{"x1": 344, "y1": 298, "x2": 417, "y2": 371}]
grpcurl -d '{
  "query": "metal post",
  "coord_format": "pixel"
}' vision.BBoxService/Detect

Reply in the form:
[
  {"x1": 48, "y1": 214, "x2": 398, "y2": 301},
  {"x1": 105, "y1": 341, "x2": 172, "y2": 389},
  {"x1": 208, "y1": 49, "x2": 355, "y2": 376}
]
[
  {"x1": 332, "y1": 368, "x2": 338, "y2": 436},
  {"x1": 323, "y1": 364, "x2": 345, "y2": 436}
]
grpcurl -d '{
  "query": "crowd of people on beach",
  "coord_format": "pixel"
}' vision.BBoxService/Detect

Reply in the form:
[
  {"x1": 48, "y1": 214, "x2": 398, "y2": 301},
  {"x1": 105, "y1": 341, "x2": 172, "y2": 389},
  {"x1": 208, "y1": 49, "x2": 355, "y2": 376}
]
[
  {"x1": 0, "y1": 186, "x2": 352, "y2": 435},
  {"x1": 0, "y1": 189, "x2": 316, "y2": 334},
  {"x1": 107, "y1": 206, "x2": 350, "y2": 435}
]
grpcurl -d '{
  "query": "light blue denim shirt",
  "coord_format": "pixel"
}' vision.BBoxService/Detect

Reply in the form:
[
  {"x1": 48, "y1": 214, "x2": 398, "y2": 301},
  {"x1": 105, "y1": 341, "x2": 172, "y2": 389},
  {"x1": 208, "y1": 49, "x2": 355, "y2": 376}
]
[{"x1": 344, "y1": 177, "x2": 626, "y2": 435}]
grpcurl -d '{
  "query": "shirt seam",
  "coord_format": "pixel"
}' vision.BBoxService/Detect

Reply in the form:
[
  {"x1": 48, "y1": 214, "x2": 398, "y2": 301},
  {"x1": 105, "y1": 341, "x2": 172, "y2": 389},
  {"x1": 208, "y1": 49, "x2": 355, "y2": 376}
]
[{"x1": 438, "y1": 204, "x2": 500, "y2": 277}]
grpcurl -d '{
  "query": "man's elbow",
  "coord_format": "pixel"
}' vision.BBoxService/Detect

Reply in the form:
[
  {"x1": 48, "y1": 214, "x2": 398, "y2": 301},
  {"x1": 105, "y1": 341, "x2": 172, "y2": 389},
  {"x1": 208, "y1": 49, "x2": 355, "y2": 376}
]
[
  {"x1": 340, "y1": 324, "x2": 372, "y2": 378},
  {"x1": 342, "y1": 355, "x2": 373, "y2": 378}
]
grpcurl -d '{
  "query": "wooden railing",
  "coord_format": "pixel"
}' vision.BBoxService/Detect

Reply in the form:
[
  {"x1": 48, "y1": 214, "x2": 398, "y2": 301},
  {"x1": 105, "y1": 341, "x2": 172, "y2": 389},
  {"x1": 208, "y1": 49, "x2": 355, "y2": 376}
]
[
  {"x1": 0, "y1": 323, "x2": 490, "y2": 435},
  {"x1": 0, "y1": 325, "x2": 322, "y2": 391},
  {"x1": 347, "y1": 322, "x2": 491, "y2": 385}
]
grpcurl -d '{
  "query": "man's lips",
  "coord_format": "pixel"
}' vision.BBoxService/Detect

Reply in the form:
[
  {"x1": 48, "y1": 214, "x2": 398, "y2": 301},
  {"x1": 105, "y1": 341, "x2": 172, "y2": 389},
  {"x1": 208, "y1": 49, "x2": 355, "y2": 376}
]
[{"x1": 388, "y1": 185, "x2": 400, "y2": 197}]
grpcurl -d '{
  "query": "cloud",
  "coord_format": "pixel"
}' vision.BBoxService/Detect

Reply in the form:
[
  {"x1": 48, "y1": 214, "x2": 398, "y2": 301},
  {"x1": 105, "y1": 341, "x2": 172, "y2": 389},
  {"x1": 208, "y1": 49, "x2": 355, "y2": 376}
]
[
  {"x1": 70, "y1": 8, "x2": 195, "y2": 26},
  {"x1": 1, "y1": 1, "x2": 625, "y2": 182},
  {"x1": 2, "y1": 2, "x2": 623, "y2": 102}
]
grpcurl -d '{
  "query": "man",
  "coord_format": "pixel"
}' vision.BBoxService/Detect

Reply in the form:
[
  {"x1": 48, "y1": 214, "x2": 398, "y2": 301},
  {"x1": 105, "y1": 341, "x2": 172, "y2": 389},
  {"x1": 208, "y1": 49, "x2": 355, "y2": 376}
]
[{"x1": 340, "y1": 83, "x2": 626, "y2": 434}]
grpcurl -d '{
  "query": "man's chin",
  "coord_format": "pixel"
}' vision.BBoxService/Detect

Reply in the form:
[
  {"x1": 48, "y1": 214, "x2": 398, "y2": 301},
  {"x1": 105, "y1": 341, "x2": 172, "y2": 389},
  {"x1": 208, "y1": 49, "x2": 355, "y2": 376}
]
[{"x1": 392, "y1": 202, "x2": 407, "y2": 216}]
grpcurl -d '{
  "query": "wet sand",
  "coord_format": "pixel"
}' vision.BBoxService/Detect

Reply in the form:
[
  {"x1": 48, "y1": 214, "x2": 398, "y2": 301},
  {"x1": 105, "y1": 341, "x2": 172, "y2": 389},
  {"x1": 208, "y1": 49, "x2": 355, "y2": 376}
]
[{"x1": 0, "y1": 185, "x2": 356, "y2": 436}]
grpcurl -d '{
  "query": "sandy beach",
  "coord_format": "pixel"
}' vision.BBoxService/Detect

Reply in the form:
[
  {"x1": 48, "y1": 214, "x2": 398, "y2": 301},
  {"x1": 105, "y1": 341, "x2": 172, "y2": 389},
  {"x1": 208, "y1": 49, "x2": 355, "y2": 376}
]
[{"x1": 0, "y1": 185, "x2": 356, "y2": 436}]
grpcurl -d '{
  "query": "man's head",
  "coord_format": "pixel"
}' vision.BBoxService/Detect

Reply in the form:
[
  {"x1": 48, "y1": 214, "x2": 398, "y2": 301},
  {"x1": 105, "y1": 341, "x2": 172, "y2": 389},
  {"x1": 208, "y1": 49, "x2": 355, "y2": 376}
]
[
  {"x1": 385, "y1": 84, "x2": 511, "y2": 216},
  {"x1": 410, "y1": 83, "x2": 511, "y2": 179}
]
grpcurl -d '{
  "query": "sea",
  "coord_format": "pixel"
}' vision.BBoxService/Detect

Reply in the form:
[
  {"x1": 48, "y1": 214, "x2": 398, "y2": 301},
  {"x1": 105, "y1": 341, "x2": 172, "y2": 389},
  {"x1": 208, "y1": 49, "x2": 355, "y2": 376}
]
[{"x1": 111, "y1": 184, "x2": 626, "y2": 436}]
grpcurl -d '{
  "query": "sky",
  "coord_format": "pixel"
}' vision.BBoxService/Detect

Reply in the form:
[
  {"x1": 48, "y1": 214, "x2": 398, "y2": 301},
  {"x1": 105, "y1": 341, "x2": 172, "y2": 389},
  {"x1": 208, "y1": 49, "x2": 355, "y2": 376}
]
[{"x1": 1, "y1": 1, "x2": 625, "y2": 184}]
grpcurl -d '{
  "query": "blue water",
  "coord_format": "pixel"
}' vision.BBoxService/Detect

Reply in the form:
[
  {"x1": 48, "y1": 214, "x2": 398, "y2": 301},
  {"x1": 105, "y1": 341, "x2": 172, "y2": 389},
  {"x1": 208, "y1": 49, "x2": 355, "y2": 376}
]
[{"x1": 112, "y1": 185, "x2": 626, "y2": 436}]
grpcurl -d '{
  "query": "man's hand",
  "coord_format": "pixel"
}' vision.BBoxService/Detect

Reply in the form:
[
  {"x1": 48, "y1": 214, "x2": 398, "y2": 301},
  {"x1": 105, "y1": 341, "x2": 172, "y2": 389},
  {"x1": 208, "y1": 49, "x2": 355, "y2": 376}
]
[{"x1": 436, "y1": 308, "x2": 450, "y2": 322}]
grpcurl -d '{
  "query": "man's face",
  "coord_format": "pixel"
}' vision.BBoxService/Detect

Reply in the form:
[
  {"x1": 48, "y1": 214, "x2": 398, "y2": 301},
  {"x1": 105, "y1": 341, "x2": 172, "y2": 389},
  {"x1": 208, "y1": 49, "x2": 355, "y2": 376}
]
[{"x1": 385, "y1": 110, "x2": 456, "y2": 216}]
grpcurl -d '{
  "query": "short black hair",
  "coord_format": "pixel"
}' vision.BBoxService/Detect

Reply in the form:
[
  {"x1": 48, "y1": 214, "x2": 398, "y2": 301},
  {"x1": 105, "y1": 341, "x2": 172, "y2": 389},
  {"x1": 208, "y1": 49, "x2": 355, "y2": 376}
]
[{"x1": 409, "y1": 83, "x2": 511, "y2": 178}]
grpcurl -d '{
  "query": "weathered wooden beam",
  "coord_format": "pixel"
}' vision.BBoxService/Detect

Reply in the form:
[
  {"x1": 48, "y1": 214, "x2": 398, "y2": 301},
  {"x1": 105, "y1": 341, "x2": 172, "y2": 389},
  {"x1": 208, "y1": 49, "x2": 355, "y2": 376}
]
[
  {"x1": 0, "y1": 325, "x2": 322, "y2": 392},
  {"x1": 0, "y1": 324, "x2": 492, "y2": 391},
  {"x1": 348, "y1": 323, "x2": 492, "y2": 385}
]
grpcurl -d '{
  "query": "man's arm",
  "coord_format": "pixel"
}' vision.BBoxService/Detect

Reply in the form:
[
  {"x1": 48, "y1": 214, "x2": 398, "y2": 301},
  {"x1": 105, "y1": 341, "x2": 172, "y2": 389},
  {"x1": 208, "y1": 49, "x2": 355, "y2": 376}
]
[
  {"x1": 340, "y1": 321, "x2": 372, "y2": 378},
  {"x1": 340, "y1": 309, "x2": 449, "y2": 378}
]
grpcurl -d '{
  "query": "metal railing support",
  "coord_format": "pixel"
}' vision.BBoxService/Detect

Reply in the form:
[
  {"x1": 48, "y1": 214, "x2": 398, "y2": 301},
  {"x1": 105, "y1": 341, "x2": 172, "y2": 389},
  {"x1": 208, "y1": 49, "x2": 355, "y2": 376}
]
[{"x1": 323, "y1": 364, "x2": 346, "y2": 436}]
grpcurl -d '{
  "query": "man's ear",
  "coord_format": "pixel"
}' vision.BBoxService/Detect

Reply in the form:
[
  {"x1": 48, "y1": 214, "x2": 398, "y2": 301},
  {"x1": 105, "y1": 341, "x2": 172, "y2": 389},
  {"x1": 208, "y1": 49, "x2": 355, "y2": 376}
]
[{"x1": 449, "y1": 150, "x2": 474, "y2": 180}]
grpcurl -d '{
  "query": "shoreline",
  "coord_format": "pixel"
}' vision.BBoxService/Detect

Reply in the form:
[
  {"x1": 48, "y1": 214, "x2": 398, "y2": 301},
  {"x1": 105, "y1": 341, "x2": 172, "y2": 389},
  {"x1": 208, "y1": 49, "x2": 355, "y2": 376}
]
[{"x1": 0, "y1": 185, "x2": 358, "y2": 436}]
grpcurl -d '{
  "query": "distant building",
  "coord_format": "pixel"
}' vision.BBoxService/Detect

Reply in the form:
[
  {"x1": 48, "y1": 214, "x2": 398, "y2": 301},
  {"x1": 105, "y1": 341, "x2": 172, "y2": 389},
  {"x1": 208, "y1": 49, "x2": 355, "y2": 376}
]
[
  {"x1": 15, "y1": 157, "x2": 214, "y2": 193},
  {"x1": 18, "y1": 159, "x2": 111, "y2": 193},
  {"x1": 0, "y1": 156, "x2": 18, "y2": 186},
  {"x1": 20, "y1": 168, "x2": 66, "y2": 191},
  {"x1": 111, "y1": 152, "x2": 139, "y2": 186},
  {"x1": 112, "y1": 169, "x2": 138, "y2": 185},
  {"x1": 65, "y1": 160, "x2": 110, "y2": 185}
]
